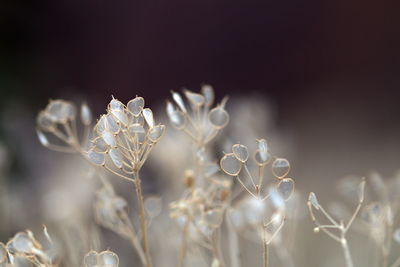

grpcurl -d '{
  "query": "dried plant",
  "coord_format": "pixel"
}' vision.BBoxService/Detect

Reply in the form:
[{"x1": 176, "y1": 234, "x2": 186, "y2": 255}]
[{"x1": 0, "y1": 86, "x2": 396, "y2": 267}]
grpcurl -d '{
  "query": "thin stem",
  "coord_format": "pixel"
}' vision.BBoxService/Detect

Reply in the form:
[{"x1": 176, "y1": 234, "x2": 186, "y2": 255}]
[
  {"x1": 262, "y1": 224, "x2": 269, "y2": 267},
  {"x1": 226, "y1": 210, "x2": 240, "y2": 267},
  {"x1": 341, "y1": 238, "x2": 354, "y2": 267},
  {"x1": 133, "y1": 171, "x2": 152, "y2": 267},
  {"x1": 177, "y1": 219, "x2": 190, "y2": 267}
]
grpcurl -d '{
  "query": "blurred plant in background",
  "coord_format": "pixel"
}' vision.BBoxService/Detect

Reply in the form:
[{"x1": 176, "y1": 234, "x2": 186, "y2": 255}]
[{"x1": 0, "y1": 85, "x2": 398, "y2": 267}]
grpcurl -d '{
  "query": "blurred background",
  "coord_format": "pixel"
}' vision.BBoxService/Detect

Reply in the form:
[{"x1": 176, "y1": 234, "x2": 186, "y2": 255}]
[{"x1": 0, "y1": 0, "x2": 399, "y2": 265}]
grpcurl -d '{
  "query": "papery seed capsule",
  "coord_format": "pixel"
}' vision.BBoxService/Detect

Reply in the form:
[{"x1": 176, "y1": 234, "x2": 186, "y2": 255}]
[
  {"x1": 99, "y1": 251, "x2": 119, "y2": 267},
  {"x1": 148, "y1": 125, "x2": 165, "y2": 142},
  {"x1": 37, "y1": 111, "x2": 55, "y2": 131},
  {"x1": 220, "y1": 153, "x2": 242, "y2": 176},
  {"x1": 277, "y1": 178, "x2": 294, "y2": 200},
  {"x1": 109, "y1": 148, "x2": 123, "y2": 169},
  {"x1": 309, "y1": 192, "x2": 319, "y2": 210},
  {"x1": 143, "y1": 108, "x2": 155, "y2": 128},
  {"x1": 12, "y1": 233, "x2": 34, "y2": 253},
  {"x1": 84, "y1": 251, "x2": 98, "y2": 267},
  {"x1": 111, "y1": 110, "x2": 129, "y2": 126},
  {"x1": 127, "y1": 97, "x2": 145, "y2": 116},
  {"x1": 232, "y1": 144, "x2": 249, "y2": 163},
  {"x1": 208, "y1": 107, "x2": 229, "y2": 129},
  {"x1": 36, "y1": 129, "x2": 49, "y2": 147},
  {"x1": 172, "y1": 91, "x2": 187, "y2": 113},
  {"x1": 92, "y1": 137, "x2": 108, "y2": 153},
  {"x1": 81, "y1": 102, "x2": 92, "y2": 125},
  {"x1": 184, "y1": 90, "x2": 205, "y2": 107},
  {"x1": 102, "y1": 131, "x2": 116, "y2": 147},
  {"x1": 109, "y1": 99, "x2": 124, "y2": 112},
  {"x1": 201, "y1": 84, "x2": 214, "y2": 107},
  {"x1": 254, "y1": 150, "x2": 271, "y2": 166},
  {"x1": 106, "y1": 114, "x2": 120, "y2": 133},
  {"x1": 271, "y1": 158, "x2": 290, "y2": 178},
  {"x1": 88, "y1": 150, "x2": 105, "y2": 165}
]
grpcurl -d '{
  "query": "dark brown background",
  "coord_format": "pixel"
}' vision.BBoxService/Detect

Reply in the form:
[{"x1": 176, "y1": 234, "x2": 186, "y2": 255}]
[{"x1": 1, "y1": 0, "x2": 399, "y2": 185}]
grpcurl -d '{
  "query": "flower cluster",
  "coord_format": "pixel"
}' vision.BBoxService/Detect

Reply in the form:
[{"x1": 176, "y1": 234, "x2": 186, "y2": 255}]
[
  {"x1": 166, "y1": 86, "x2": 229, "y2": 146},
  {"x1": 87, "y1": 97, "x2": 165, "y2": 175},
  {"x1": 36, "y1": 99, "x2": 92, "y2": 152},
  {"x1": 0, "y1": 228, "x2": 56, "y2": 267},
  {"x1": 83, "y1": 250, "x2": 119, "y2": 267}
]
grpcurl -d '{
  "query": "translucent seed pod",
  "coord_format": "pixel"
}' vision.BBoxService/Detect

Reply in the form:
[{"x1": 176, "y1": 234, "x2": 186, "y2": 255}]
[
  {"x1": 220, "y1": 153, "x2": 242, "y2": 176},
  {"x1": 106, "y1": 114, "x2": 120, "y2": 134},
  {"x1": 172, "y1": 91, "x2": 187, "y2": 113},
  {"x1": 254, "y1": 150, "x2": 271, "y2": 166},
  {"x1": 148, "y1": 125, "x2": 165, "y2": 143},
  {"x1": 208, "y1": 107, "x2": 229, "y2": 129},
  {"x1": 95, "y1": 115, "x2": 107, "y2": 134},
  {"x1": 92, "y1": 137, "x2": 108, "y2": 153},
  {"x1": 109, "y1": 99, "x2": 124, "y2": 112},
  {"x1": 12, "y1": 233, "x2": 34, "y2": 254},
  {"x1": 184, "y1": 90, "x2": 205, "y2": 108},
  {"x1": 258, "y1": 139, "x2": 268, "y2": 154},
  {"x1": 232, "y1": 144, "x2": 249, "y2": 163},
  {"x1": 36, "y1": 129, "x2": 49, "y2": 147},
  {"x1": 99, "y1": 251, "x2": 119, "y2": 267},
  {"x1": 37, "y1": 111, "x2": 55, "y2": 131},
  {"x1": 110, "y1": 110, "x2": 129, "y2": 126},
  {"x1": 129, "y1": 124, "x2": 146, "y2": 143},
  {"x1": 127, "y1": 97, "x2": 145, "y2": 116},
  {"x1": 81, "y1": 102, "x2": 92, "y2": 125},
  {"x1": 142, "y1": 108, "x2": 155, "y2": 128},
  {"x1": 83, "y1": 251, "x2": 98, "y2": 267},
  {"x1": 271, "y1": 158, "x2": 290, "y2": 179},
  {"x1": 308, "y1": 192, "x2": 319, "y2": 210},
  {"x1": 47, "y1": 100, "x2": 69, "y2": 122},
  {"x1": 88, "y1": 150, "x2": 105, "y2": 165},
  {"x1": 277, "y1": 178, "x2": 295, "y2": 201},
  {"x1": 201, "y1": 84, "x2": 214, "y2": 107},
  {"x1": 101, "y1": 131, "x2": 116, "y2": 147},
  {"x1": 109, "y1": 148, "x2": 123, "y2": 169}
]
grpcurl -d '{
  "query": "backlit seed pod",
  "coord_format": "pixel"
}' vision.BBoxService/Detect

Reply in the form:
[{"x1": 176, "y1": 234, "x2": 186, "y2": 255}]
[
  {"x1": 208, "y1": 107, "x2": 229, "y2": 129},
  {"x1": 81, "y1": 102, "x2": 92, "y2": 125},
  {"x1": 98, "y1": 251, "x2": 119, "y2": 267},
  {"x1": 277, "y1": 178, "x2": 294, "y2": 200},
  {"x1": 142, "y1": 108, "x2": 155, "y2": 128},
  {"x1": 36, "y1": 129, "x2": 49, "y2": 147},
  {"x1": 271, "y1": 158, "x2": 290, "y2": 179},
  {"x1": 172, "y1": 91, "x2": 187, "y2": 113},
  {"x1": 308, "y1": 192, "x2": 319, "y2": 210},
  {"x1": 11, "y1": 233, "x2": 34, "y2": 254},
  {"x1": 127, "y1": 97, "x2": 145, "y2": 116},
  {"x1": 232, "y1": 144, "x2": 249, "y2": 163},
  {"x1": 201, "y1": 84, "x2": 214, "y2": 107},
  {"x1": 254, "y1": 149, "x2": 271, "y2": 166},
  {"x1": 37, "y1": 111, "x2": 55, "y2": 131},
  {"x1": 148, "y1": 125, "x2": 165, "y2": 143},
  {"x1": 184, "y1": 90, "x2": 205, "y2": 108},
  {"x1": 88, "y1": 150, "x2": 105, "y2": 165},
  {"x1": 220, "y1": 153, "x2": 242, "y2": 176}
]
